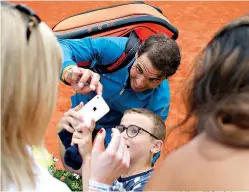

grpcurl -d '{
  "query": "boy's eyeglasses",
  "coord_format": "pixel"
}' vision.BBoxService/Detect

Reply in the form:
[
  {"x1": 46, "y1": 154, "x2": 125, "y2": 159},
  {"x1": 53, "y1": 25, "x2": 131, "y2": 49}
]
[{"x1": 115, "y1": 124, "x2": 158, "y2": 139}]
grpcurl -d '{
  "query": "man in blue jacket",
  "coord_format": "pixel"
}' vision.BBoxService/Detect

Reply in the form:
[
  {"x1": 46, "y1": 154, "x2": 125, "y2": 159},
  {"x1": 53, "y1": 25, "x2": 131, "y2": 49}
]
[{"x1": 58, "y1": 33, "x2": 181, "y2": 165}]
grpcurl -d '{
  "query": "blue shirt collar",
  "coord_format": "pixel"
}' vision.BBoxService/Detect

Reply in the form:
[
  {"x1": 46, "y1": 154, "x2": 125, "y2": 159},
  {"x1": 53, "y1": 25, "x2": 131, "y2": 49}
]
[
  {"x1": 104, "y1": 57, "x2": 155, "y2": 101},
  {"x1": 135, "y1": 88, "x2": 155, "y2": 100}
]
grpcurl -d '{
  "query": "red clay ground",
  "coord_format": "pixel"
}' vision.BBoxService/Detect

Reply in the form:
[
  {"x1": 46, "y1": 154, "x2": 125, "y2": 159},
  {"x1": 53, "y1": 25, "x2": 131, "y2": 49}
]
[{"x1": 15, "y1": 1, "x2": 249, "y2": 168}]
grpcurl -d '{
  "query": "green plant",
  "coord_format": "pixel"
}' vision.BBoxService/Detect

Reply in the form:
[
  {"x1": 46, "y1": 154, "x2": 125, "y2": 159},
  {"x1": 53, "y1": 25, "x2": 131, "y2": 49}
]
[{"x1": 49, "y1": 164, "x2": 83, "y2": 191}]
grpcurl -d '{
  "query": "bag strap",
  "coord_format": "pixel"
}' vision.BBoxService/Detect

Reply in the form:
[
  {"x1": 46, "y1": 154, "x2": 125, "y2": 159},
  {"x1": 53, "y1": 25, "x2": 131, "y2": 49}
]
[{"x1": 93, "y1": 31, "x2": 141, "y2": 74}]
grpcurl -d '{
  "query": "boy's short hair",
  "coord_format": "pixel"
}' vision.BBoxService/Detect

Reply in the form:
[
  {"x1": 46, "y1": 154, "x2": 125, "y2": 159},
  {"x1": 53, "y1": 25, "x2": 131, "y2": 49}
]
[{"x1": 124, "y1": 108, "x2": 166, "y2": 141}]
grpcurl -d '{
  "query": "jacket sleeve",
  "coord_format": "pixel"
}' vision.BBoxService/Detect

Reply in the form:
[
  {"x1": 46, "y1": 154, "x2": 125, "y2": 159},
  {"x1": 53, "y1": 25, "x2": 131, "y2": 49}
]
[
  {"x1": 146, "y1": 80, "x2": 171, "y2": 121},
  {"x1": 57, "y1": 37, "x2": 127, "y2": 84}
]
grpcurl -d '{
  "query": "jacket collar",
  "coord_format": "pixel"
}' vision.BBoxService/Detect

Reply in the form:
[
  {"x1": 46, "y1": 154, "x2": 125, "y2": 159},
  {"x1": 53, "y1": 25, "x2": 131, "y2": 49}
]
[{"x1": 103, "y1": 57, "x2": 155, "y2": 101}]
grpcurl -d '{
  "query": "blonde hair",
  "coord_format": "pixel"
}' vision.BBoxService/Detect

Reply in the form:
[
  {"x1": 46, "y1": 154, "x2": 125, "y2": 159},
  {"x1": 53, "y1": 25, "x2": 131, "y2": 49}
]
[{"x1": 1, "y1": 4, "x2": 62, "y2": 190}]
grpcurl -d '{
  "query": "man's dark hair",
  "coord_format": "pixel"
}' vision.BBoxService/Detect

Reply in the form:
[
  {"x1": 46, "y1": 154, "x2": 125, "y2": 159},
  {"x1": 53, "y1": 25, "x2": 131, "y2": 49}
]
[{"x1": 137, "y1": 33, "x2": 181, "y2": 78}]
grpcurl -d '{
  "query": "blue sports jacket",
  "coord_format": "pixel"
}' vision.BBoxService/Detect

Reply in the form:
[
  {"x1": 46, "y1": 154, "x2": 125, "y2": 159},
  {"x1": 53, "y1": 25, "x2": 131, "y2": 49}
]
[{"x1": 58, "y1": 36, "x2": 170, "y2": 130}]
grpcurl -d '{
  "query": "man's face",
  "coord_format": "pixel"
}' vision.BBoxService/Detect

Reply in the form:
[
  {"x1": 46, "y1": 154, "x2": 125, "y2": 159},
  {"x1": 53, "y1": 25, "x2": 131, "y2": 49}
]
[
  {"x1": 130, "y1": 53, "x2": 164, "y2": 92},
  {"x1": 119, "y1": 113, "x2": 156, "y2": 163}
]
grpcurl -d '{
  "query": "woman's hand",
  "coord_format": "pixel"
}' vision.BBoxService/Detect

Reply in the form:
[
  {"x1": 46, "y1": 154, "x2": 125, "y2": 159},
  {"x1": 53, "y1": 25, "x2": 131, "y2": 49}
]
[{"x1": 90, "y1": 128, "x2": 130, "y2": 185}]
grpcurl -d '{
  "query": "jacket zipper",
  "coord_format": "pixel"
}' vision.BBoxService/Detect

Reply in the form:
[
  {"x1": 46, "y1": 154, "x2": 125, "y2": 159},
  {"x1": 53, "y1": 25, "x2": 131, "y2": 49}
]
[
  {"x1": 106, "y1": 87, "x2": 126, "y2": 104},
  {"x1": 119, "y1": 88, "x2": 125, "y2": 95}
]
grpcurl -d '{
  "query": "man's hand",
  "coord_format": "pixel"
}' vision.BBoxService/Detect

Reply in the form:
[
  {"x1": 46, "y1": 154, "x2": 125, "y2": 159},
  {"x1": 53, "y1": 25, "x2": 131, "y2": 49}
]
[{"x1": 65, "y1": 66, "x2": 103, "y2": 95}]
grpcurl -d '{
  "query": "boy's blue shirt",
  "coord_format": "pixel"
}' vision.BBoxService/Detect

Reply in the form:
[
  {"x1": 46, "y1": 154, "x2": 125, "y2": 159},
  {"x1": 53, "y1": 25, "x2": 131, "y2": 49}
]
[{"x1": 58, "y1": 36, "x2": 170, "y2": 130}]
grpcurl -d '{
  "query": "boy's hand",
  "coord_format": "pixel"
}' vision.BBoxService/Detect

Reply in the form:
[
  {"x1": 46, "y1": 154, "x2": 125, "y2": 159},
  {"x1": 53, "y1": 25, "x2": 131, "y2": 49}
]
[
  {"x1": 57, "y1": 102, "x2": 84, "y2": 133},
  {"x1": 71, "y1": 119, "x2": 96, "y2": 158}
]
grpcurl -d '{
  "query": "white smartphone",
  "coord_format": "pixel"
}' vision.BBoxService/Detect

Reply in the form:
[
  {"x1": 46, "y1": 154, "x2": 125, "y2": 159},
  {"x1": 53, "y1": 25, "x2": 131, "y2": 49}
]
[{"x1": 77, "y1": 95, "x2": 110, "y2": 127}]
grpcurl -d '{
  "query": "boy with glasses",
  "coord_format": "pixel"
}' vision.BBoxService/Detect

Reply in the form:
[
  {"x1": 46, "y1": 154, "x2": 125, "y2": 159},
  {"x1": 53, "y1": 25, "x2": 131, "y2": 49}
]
[
  {"x1": 111, "y1": 108, "x2": 166, "y2": 191},
  {"x1": 58, "y1": 108, "x2": 166, "y2": 191}
]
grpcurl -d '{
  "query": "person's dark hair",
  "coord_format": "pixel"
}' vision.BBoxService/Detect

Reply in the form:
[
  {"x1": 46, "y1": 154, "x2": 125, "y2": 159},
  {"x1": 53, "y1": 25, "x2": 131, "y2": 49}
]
[
  {"x1": 124, "y1": 108, "x2": 166, "y2": 141},
  {"x1": 137, "y1": 33, "x2": 181, "y2": 78},
  {"x1": 183, "y1": 15, "x2": 249, "y2": 148}
]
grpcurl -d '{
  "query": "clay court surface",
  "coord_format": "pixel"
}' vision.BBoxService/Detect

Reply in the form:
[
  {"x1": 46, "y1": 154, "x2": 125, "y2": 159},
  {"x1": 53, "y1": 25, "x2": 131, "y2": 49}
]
[{"x1": 14, "y1": 1, "x2": 249, "y2": 168}]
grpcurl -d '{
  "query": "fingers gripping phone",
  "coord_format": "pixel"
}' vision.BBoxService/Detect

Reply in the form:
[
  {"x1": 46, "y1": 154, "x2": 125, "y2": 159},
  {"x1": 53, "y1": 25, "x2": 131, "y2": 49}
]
[{"x1": 77, "y1": 95, "x2": 110, "y2": 127}]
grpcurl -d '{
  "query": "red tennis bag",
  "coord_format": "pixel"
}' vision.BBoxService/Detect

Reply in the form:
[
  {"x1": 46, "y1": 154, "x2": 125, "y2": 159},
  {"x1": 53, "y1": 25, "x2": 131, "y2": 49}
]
[{"x1": 53, "y1": 1, "x2": 178, "y2": 73}]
